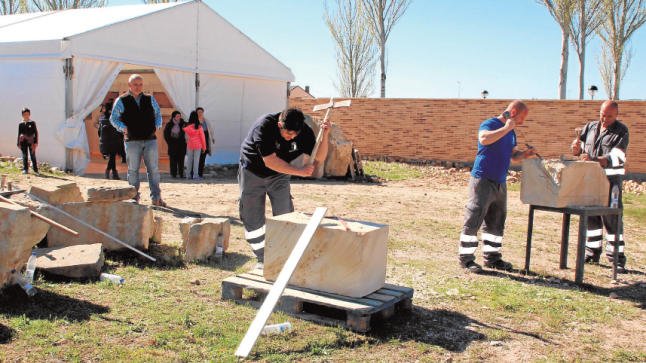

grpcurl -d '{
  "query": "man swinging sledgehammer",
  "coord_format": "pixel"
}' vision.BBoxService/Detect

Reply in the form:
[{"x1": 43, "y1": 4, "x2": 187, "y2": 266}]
[{"x1": 238, "y1": 107, "x2": 331, "y2": 268}]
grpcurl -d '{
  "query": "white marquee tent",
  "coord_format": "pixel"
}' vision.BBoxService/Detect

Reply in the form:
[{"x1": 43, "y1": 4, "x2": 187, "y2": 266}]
[{"x1": 0, "y1": 1, "x2": 294, "y2": 173}]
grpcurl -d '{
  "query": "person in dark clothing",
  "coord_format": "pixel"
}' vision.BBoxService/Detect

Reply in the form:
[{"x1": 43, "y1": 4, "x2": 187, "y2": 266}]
[
  {"x1": 238, "y1": 108, "x2": 331, "y2": 266},
  {"x1": 571, "y1": 100, "x2": 630, "y2": 273},
  {"x1": 163, "y1": 110, "x2": 187, "y2": 178},
  {"x1": 17, "y1": 107, "x2": 39, "y2": 175},
  {"x1": 196, "y1": 107, "x2": 214, "y2": 178},
  {"x1": 99, "y1": 101, "x2": 123, "y2": 179}
]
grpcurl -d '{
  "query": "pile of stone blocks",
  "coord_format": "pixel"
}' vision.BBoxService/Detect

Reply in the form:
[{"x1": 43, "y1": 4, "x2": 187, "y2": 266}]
[
  {"x1": 521, "y1": 159, "x2": 610, "y2": 208},
  {"x1": 0, "y1": 203, "x2": 50, "y2": 289},
  {"x1": 179, "y1": 217, "x2": 230, "y2": 261},
  {"x1": 263, "y1": 212, "x2": 388, "y2": 298},
  {"x1": 36, "y1": 184, "x2": 155, "y2": 252}
]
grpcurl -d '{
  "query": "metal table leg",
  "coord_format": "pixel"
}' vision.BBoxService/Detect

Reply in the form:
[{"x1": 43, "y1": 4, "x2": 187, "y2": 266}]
[
  {"x1": 560, "y1": 213, "x2": 571, "y2": 269},
  {"x1": 525, "y1": 205, "x2": 535, "y2": 274},
  {"x1": 575, "y1": 212, "x2": 588, "y2": 284}
]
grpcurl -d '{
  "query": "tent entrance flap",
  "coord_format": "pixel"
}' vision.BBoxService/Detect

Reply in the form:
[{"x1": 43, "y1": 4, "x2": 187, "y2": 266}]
[{"x1": 56, "y1": 57, "x2": 122, "y2": 175}]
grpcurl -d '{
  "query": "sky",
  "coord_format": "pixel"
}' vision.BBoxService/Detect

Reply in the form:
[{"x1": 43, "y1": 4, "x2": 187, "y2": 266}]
[{"x1": 109, "y1": 0, "x2": 646, "y2": 100}]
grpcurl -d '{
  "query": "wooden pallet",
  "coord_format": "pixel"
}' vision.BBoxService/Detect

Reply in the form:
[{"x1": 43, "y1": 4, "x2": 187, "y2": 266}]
[{"x1": 222, "y1": 269, "x2": 414, "y2": 332}]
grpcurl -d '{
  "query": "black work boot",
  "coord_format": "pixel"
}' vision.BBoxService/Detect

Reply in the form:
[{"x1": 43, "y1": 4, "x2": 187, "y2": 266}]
[{"x1": 585, "y1": 248, "x2": 601, "y2": 264}]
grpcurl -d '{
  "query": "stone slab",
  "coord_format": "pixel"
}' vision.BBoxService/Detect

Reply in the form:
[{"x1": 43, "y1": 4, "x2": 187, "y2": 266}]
[
  {"x1": 521, "y1": 159, "x2": 610, "y2": 208},
  {"x1": 87, "y1": 186, "x2": 137, "y2": 202},
  {"x1": 179, "y1": 217, "x2": 230, "y2": 261},
  {"x1": 0, "y1": 203, "x2": 50, "y2": 288},
  {"x1": 33, "y1": 243, "x2": 104, "y2": 279},
  {"x1": 39, "y1": 201, "x2": 153, "y2": 252},
  {"x1": 264, "y1": 212, "x2": 388, "y2": 298},
  {"x1": 29, "y1": 182, "x2": 84, "y2": 205}
]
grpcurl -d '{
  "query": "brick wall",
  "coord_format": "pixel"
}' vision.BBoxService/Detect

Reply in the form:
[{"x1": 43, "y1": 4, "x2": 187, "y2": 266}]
[{"x1": 289, "y1": 98, "x2": 646, "y2": 175}]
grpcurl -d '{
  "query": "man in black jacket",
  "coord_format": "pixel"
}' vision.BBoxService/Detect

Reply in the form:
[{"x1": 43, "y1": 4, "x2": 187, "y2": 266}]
[
  {"x1": 110, "y1": 74, "x2": 166, "y2": 207},
  {"x1": 571, "y1": 100, "x2": 630, "y2": 272}
]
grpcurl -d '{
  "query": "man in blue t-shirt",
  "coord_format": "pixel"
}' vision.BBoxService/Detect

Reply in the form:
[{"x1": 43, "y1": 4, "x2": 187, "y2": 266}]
[
  {"x1": 459, "y1": 100, "x2": 537, "y2": 273},
  {"x1": 239, "y1": 108, "x2": 331, "y2": 267}
]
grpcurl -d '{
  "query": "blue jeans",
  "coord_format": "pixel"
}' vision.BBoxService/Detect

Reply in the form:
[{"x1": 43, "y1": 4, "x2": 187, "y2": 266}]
[
  {"x1": 185, "y1": 148, "x2": 201, "y2": 179},
  {"x1": 125, "y1": 139, "x2": 161, "y2": 201}
]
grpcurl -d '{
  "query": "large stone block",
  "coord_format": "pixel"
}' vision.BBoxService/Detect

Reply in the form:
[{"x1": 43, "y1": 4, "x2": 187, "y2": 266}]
[
  {"x1": 521, "y1": 159, "x2": 610, "y2": 208},
  {"x1": 87, "y1": 186, "x2": 137, "y2": 202},
  {"x1": 33, "y1": 243, "x2": 104, "y2": 279},
  {"x1": 290, "y1": 116, "x2": 353, "y2": 178},
  {"x1": 0, "y1": 203, "x2": 50, "y2": 288},
  {"x1": 264, "y1": 212, "x2": 388, "y2": 298},
  {"x1": 39, "y1": 201, "x2": 153, "y2": 251},
  {"x1": 29, "y1": 182, "x2": 84, "y2": 205},
  {"x1": 179, "y1": 217, "x2": 230, "y2": 261}
]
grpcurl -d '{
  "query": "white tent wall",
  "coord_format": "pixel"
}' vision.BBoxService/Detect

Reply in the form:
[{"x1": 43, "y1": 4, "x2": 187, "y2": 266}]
[
  {"x1": 199, "y1": 74, "x2": 286, "y2": 164},
  {"x1": 0, "y1": 58, "x2": 65, "y2": 166},
  {"x1": 57, "y1": 57, "x2": 122, "y2": 174},
  {"x1": 196, "y1": 2, "x2": 293, "y2": 81},
  {"x1": 153, "y1": 68, "x2": 196, "y2": 119}
]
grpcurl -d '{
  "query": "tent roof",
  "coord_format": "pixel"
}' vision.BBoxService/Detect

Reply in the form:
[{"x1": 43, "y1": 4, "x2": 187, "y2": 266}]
[
  {"x1": 0, "y1": 4, "x2": 179, "y2": 42},
  {"x1": 0, "y1": 1, "x2": 294, "y2": 81}
]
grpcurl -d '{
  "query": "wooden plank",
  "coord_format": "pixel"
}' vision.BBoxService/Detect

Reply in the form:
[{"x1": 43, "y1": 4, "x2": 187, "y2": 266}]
[
  {"x1": 365, "y1": 292, "x2": 397, "y2": 302},
  {"x1": 235, "y1": 207, "x2": 327, "y2": 359},
  {"x1": 233, "y1": 273, "x2": 377, "y2": 310},
  {"x1": 237, "y1": 272, "x2": 381, "y2": 309},
  {"x1": 383, "y1": 283, "x2": 414, "y2": 295}
]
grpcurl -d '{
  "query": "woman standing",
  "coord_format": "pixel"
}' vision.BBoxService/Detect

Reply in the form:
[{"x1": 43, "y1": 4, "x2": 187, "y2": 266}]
[
  {"x1": 196, "y1": 107, "x2": 214, "y2": 178},
  {"x1": 17, "y1": 108, "x2": 39, "y2": 175},
  {"x1": 183, "y1": 111, "x2": 206, "y2": 180},
  {"x1": 163, "y1": 111, "x2": 187, "y2": 178},
  {"x1": 99, "y1": 101, "x2": 123, "y2": 179}
]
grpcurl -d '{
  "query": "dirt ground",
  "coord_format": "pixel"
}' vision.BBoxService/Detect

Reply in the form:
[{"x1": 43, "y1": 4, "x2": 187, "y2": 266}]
[{"x1": 5, "y1": 165, "x2": 646, "y2": 361}]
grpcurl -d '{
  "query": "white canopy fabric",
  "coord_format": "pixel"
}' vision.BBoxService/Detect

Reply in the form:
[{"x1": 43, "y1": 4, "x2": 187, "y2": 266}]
[
  {"x1": 56, "y1": 58, "x2": 122, "y2": 174},
  {"x1": 154, "y1": 68, "x2": 196, "y2": 119},
  {"x1": 0, "y1": 1, "x2": 294, "y2": 172}
]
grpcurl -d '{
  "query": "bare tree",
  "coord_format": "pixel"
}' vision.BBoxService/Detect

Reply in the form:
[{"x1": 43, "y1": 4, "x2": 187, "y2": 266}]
[
  {"x1": 596, "y1": 0, "x2": 646, "y2": 99},
  {"x1": 569, "y1": 0, "x2": 605, "y2": 99},
  {"x1": 360, "y1": 0, "x2": 411, "y2": 98},
  {"x1": 598, "y1": 45, "x2": 632, "y2": 97},
  {"x1": 325, "y1": 0, "x2": 377, "y2": 97},
  {"x1": 31, "y1": 0, "x2": 105, "y2": 11},
  {"x1": 1, "y1": 0, "x2": 27, "y2": 14},
  {"x1": 540, "y1": 0, "x2": 576, "y2": 99}
]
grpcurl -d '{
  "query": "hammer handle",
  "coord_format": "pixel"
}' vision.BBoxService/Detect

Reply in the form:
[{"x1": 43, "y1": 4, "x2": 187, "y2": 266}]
[{"x1": 307, "y1": 108, "x2": 332, "y2": 166}]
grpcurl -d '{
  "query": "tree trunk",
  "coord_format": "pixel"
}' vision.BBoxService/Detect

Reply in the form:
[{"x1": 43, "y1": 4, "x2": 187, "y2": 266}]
[
  {"x1": 613, "y1": 51, "x2": 622, "y2": 100},
  {"x1": 559, "y1": 30, "x2": 569, "y2": 99},
  {"x1": 579, "y1": 47, "x2": 585, "y2": 100},
  {"x1": 379, "y1": 40, "x2": 386, "y2": 98}
]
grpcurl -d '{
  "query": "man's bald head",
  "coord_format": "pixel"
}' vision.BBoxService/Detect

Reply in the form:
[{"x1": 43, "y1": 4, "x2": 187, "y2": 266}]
[
  {"x1": 505, "y1": 100, "x2": 529, "y2": 125},
  {"x1": 505, "y1": 100, "x2": 528, "y2": 115},
  {"x1": 600, "y1": 100, "x2": 619, "y2": 128}
]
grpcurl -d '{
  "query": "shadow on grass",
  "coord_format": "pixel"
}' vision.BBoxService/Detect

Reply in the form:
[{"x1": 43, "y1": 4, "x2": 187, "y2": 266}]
[
  {"x1": 369, "y1": 308, "x2": 486, "y2": 352},
  {"x1": 194, "y1": 252, "x2": 252, "y2": 272},
  {"x1": 0, "y1": 286, "x2": 109, "y2": 322},
  {"x1": 0, "y1": 323, "x2": 15, "y2": 344},
  {"x1": 371, "y1": 307, "x2": 551, "y2": 352},
  {"x1": 482, "y1": 268, "x2": 646, "y2": 309}
]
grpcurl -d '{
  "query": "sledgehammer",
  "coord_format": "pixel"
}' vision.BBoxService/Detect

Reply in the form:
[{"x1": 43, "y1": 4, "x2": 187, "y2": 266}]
[{"x1": 308, "y1": 98, "x2": 352, "y2": 165}]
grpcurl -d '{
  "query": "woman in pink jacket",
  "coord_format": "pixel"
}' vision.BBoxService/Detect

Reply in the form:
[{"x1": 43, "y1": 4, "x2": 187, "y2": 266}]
[{"x1": 183, "y1": 111, "x2": 206, "y2": 180}]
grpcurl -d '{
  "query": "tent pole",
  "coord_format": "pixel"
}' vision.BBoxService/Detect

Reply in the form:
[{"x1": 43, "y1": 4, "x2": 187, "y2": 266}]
[
  {"x1": 195, "y1": 72, "x2": 200, "y2": 108},
  {"x1": 285, "y1": 81, "x2": 290, "y2": 109},
  {"x1": 64, "y1": 57, "x2": 74, "y2": 172}
]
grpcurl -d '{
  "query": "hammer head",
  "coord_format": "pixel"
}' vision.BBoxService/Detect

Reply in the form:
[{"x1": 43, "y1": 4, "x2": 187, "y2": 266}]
[{"x1": 312, "y1": 99, "x2": 352, "y2": 112}]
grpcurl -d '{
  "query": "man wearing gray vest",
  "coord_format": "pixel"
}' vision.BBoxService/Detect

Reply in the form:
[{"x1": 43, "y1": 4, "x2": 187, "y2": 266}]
[{"x1": 110, "y1": 74, "x2": 166, "y2": 207}]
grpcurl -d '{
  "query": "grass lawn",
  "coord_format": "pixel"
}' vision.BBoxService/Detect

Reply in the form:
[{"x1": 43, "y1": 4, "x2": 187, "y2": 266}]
[{"x1": 1, "y1": 161, "x2": 644, "y2": 361}]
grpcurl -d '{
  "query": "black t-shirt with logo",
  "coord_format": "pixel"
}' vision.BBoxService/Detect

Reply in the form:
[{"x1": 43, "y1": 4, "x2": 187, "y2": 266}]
[{"x1": 240, "y1": 112, "x2": 315, "y2": 178}]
